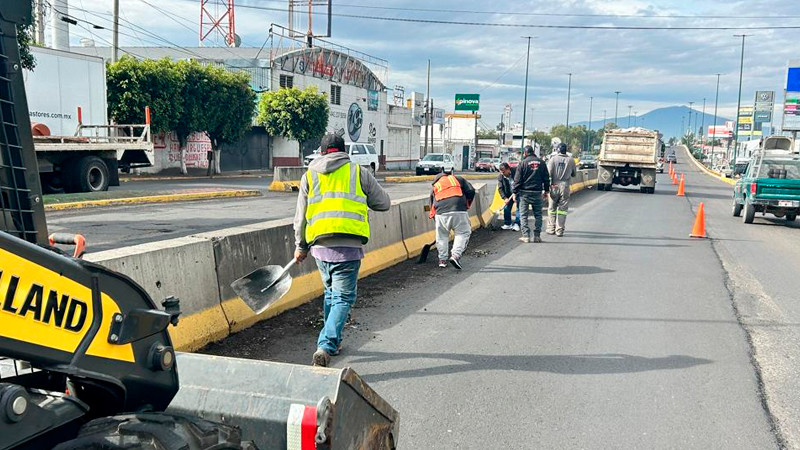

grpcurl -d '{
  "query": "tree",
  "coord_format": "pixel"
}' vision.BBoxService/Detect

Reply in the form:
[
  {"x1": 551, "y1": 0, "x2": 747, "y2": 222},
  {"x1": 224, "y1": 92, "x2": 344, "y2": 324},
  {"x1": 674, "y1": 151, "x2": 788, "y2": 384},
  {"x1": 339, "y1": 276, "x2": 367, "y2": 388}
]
[
  {"x1": 107, "y1": 57, "x2": 184, "y2": 135},
  {"x1": 477, "y1": 129, "x2": 498, "y2": 139},
  {"x1": 17, "y1": 23, "x2": 35, "y2": 70},
  {"x1": 174, "y1": 60, "x2": 212, "y2": 174},
  {"x1": 527, "y1": 130, "x2": 552, "y2": 149},
  {"x1": 257, "y1": 86, "x2": 329, "y2": 162},
  {"x1": 205, "y1": 68, "x2": 256, "y2": 174}
]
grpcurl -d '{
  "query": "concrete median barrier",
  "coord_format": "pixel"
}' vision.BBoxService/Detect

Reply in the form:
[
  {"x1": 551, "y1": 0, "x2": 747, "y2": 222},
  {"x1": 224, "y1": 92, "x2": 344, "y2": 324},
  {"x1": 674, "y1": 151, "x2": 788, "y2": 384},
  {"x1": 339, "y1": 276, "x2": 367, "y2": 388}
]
[
  {"x1": 398, "y1": 195, "x2": 436, "y2": 258},
  {"x1": 361, "y1": 203, "x2": 408, "y2": 278},
  {"x1": 269, "y1": 166, "x2": 307, "y2": 192},
  {"x1": 194, "y1": 219, "x2": 323, "y2": 334},
  {"x1": 85, "y1": 236, "x2": 227, "y2": 352}
]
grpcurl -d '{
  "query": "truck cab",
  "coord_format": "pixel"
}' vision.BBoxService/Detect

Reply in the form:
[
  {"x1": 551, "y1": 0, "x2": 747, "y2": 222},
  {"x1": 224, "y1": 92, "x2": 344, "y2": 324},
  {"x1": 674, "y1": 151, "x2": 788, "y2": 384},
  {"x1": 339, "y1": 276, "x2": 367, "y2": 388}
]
[{"x1": 733, "y1": 150, "x2": 800, "y2": 224}]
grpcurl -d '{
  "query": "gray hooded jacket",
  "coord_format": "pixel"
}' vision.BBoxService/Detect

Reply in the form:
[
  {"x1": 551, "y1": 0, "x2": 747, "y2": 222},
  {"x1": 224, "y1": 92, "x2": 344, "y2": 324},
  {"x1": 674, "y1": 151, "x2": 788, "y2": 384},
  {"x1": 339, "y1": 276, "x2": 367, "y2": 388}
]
[
  {"x1": 547, "y1": 153, "x2": 577, "y2": 184},
  {"x1": 294, "y1": 152, "x2": 391, "y2": 251}
]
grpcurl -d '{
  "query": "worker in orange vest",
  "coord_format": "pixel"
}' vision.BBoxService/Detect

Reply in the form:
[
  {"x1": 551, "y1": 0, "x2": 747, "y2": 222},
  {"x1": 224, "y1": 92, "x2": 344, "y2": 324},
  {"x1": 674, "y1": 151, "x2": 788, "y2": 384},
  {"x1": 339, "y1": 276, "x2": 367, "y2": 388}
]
[{"x1": 429, "y1": 167, "x2": 476, "y2": 269}]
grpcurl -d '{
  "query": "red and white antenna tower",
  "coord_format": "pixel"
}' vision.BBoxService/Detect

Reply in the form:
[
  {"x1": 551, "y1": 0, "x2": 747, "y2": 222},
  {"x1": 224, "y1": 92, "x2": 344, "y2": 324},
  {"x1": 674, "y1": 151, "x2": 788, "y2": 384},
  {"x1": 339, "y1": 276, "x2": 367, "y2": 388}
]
[{"x1": 199, "y1": 0, "x2": 236, "y2": 46}]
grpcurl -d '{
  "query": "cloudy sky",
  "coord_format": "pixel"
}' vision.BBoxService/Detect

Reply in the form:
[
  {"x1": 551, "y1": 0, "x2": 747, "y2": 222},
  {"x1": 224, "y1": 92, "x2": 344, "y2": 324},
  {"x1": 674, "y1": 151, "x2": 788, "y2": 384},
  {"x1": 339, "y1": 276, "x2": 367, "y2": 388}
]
[{"x1": 54, "y1": 0, "x2": 799, "y2": 131}]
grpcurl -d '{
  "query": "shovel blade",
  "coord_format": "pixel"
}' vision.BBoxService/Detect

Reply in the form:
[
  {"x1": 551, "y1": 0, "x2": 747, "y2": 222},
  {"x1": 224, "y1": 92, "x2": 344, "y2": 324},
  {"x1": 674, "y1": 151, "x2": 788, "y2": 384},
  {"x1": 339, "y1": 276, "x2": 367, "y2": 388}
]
[{"x1": 230, "y1": 265, "x2": 293, "y2": 315}]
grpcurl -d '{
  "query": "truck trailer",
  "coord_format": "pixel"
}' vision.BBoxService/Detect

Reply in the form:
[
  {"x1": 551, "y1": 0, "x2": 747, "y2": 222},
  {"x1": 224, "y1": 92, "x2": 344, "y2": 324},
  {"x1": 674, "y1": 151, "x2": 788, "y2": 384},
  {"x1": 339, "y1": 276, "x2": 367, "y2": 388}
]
[
  {"x1": 597, "y1": 128, "x2": 660, "y2": 193},
  {"x1": 24, "y1": 46, "x2": 153, "y2": 193}
]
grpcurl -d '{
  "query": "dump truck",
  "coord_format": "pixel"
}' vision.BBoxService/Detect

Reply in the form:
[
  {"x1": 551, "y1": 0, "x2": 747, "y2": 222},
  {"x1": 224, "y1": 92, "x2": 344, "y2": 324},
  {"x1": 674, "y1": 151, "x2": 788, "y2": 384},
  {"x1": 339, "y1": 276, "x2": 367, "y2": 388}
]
[
  {"x1": 597, "y1": 128, "x2": 660, "y2": 193},
  {"x1": 25, "y1": 46, "x2": 153, "y2": 193},
  {"x1": 0, "y1": 4, "x2": 397, "y2": 449}
]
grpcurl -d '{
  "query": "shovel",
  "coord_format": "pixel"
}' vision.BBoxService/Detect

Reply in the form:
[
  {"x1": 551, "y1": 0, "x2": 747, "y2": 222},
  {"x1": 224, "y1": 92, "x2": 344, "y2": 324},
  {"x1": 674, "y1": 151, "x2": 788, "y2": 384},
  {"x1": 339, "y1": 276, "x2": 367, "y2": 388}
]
[{"x1": 230, "y1": 258, "x2": 297, "y2": 315}]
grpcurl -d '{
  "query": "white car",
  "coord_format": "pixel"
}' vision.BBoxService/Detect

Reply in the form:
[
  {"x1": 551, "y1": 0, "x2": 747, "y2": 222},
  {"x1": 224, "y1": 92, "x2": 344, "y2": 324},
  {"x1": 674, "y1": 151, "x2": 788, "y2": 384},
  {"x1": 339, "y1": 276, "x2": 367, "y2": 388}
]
[
  {"x1": 304, "y1": 143, "x2": 379, "y2": 174},
  {"x1": 415, "y1": 153, "x2": 456, "y2": 175}
]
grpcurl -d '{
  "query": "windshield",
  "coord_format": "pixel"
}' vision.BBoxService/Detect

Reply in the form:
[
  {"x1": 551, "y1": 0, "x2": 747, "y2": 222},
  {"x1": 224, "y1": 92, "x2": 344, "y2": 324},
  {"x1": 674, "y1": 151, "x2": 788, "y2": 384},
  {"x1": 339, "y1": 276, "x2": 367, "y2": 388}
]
[
  {"x1": 479, "y1": 158, "x2": 492, "y2": 163},
  {"x1": 509, "y1": 157, "x2": 519, "y2": 162},
  {"x1": 759, "y1": 159, "x2": 800, "y2": 179},
  {"x1": 422, "y1": 154, "x2": 444, "y2": 162},
  {"x1": 582, "y1": 155, "x2": 595, "y2": 160}
]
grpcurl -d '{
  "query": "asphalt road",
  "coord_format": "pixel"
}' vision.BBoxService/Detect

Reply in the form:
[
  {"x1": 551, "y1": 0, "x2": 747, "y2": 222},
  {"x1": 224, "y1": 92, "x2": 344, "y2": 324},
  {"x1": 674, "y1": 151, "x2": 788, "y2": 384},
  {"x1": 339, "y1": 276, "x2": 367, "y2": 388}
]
[
  {"x1": 674, "y1": 145, "x2": 800, "y2": 448},
  {"x1": 47, "y1": 179, "x2": 494, "y2": 253},
  {"x1": 204, "y1": 169, "x2": 780, "y2": 448}
]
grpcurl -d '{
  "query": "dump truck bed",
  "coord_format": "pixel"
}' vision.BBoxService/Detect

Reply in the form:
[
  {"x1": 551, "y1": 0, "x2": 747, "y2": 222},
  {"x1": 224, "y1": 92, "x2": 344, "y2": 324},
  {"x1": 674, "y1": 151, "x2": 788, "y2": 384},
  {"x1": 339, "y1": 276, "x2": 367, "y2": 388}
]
[{"x1": 598, "y1": 128, "x2": 659, "y2": 168}]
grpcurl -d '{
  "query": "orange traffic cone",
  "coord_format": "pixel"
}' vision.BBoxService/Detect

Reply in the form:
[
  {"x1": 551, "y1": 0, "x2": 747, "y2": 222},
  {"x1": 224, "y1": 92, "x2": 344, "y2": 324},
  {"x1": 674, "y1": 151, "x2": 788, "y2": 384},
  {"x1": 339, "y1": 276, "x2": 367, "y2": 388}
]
[
  {"x1": 672, "y1": 172, "x2": 678, "y2": 184},
  {"x1": 690, "y1": 202, "x2": 706, "y2": 238},
  {"x1": 669, "y1": 162, "x2": 674, "y2": 176},
  {"x1": 676, "y1": 174, "x2": 686, "y2": 196}
]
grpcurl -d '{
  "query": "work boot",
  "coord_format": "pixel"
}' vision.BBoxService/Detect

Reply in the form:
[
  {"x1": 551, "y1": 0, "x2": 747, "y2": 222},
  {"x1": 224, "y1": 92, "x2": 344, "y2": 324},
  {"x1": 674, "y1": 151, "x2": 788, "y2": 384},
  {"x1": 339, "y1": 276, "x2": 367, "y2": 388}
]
[
  {"x1": 439, "y1": 259, "x2": 448, "y2": 268},
  {"x1": 519, "y1": 236, "x2": 530, "y2": 243},
  {"x1": 449, "y1": 256, "x2": 463, "y2": 270},
  {"x1": 312, "y1": 348, "x2": 331, "y2": 367},
  {"x1": 533, "y1": 235, "x2": 542, "y2": 243}
]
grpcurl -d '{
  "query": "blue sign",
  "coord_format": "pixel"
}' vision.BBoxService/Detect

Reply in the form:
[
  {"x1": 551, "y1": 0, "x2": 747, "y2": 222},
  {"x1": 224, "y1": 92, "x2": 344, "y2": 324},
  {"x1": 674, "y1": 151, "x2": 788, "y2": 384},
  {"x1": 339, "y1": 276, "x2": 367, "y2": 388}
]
[{"x1": 788, "y1": 67, "x2": 800, "y2": 92}]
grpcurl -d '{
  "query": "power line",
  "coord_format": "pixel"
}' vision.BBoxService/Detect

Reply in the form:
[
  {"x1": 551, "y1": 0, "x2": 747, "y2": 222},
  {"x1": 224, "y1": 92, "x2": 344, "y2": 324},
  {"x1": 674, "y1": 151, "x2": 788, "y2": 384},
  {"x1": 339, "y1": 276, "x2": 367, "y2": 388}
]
[
  {"x1": 240, "y1": 0, "x2": 800, "y2": 21},
  {"x1": 231, "y1": 3, "x2": 800, "y2": 29},
  {"x1": 478, "y1": 53, "x2": 526, "y2": 94}
]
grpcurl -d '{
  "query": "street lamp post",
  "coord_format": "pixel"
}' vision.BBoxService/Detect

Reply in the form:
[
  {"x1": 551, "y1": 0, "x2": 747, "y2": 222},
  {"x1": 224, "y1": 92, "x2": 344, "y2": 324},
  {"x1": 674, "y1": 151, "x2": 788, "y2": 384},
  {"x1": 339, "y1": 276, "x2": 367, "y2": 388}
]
[
  {"x1": 614, "y1": 91, "x2": 621, "y2": 127},
  {"x1": 520, "y1": 36, "x2": 534, "y2": 151},
  {"x1": 688, "y1": 101, "x2": 695, "y2": 137},
  {"x1": 586, "y1": 96, "x2": 593, "y2": 152},
  {"x1": 711, "y1": 73, "x2": 721, "y2": 168},
  {"x1": 701, "y1": 98, "x2": 706, "y2": 145},
  {"x1": 566, "y1": 73, "x2": 572, "y2": 128},
  {"x1": 732, "y1": 34, "x2": 748, "y2": 166},
  {"x1": 627, "y1": 105, "x2": 633, "y2": 127}
]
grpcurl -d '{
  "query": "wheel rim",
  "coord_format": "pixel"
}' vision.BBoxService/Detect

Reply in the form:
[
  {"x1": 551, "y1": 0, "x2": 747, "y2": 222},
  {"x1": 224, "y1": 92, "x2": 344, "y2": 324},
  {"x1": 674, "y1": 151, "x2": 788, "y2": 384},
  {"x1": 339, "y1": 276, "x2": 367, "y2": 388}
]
[{"x1": 88, "y1": 166, "x2": 105, "y2": 190}]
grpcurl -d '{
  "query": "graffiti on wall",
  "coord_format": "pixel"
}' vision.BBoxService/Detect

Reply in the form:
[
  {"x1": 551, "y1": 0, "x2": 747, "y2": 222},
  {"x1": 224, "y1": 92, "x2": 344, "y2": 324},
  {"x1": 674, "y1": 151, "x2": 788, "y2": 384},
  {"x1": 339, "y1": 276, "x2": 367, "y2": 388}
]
[{"x1": 276, "y1": 47, "x2": 384, "y2": 91}]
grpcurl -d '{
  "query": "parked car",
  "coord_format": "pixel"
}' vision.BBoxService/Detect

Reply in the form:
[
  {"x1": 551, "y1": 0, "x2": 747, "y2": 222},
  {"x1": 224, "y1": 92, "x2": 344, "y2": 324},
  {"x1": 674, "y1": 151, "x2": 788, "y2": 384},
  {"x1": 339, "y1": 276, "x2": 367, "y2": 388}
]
[
  {"x1": 578, "y1": 154, "x2": 597, "y2": 169},
  {"x1": 304, "y1": 142, "x2": 379, "y2": 173},
  {"x1": 733, "y1": 154, "x2": 800, "y2": 224},
  {"x1": 475, "y1": 158, "x2": 496, "y2": 172},
  {"x1": 713, "y1": 164, "x2": 733, "y2": 178},
  {"x1": 666, "y1": 153, "x2": 677, "y2": 163},
  {"x1": 416, "y1": 153, "x2": 455, "y2": 175},
  {"x1": 507, "y1": 157, "x2": 520, "y2": 169},
  {"x1": 492, "y1": 158, "x2": 502, "y2": 171}
]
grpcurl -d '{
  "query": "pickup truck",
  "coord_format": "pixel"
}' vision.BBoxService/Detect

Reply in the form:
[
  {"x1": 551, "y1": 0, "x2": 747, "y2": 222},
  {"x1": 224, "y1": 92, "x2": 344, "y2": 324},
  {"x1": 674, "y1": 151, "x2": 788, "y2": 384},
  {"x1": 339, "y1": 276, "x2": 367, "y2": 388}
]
[{"x1": 733, "y1": 154, "x2": 800, "y2": 223}]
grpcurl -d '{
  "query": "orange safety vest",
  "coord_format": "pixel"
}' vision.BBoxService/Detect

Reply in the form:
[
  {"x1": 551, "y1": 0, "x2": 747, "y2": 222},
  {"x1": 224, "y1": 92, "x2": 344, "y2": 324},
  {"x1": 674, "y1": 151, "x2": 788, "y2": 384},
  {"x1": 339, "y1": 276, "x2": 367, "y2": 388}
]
[{"x1": 433, "y1": 175, "x2": 464, "y2": 201}]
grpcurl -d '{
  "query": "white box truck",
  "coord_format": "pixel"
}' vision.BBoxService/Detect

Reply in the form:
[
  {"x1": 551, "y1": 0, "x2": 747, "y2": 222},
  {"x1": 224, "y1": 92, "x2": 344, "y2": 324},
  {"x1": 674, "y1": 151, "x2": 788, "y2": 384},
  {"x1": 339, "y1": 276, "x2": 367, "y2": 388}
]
[
  {"x1": 23, "y1": 46, "x2": 153, "y2": 193},
  {"x1": 597, "y1": 128, "x2": 660, "y2": 194}
]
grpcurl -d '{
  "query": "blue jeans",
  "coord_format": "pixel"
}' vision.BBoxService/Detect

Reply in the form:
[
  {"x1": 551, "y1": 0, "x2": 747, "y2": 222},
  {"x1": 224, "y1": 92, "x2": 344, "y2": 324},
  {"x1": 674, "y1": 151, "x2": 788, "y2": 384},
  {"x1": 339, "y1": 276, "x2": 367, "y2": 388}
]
[
  {"x1": 315, "y1": 259, "x2": 361, "y2": 355},
  {"x1": 503, "y1": 198, "x2": 520, "y2": 226}
]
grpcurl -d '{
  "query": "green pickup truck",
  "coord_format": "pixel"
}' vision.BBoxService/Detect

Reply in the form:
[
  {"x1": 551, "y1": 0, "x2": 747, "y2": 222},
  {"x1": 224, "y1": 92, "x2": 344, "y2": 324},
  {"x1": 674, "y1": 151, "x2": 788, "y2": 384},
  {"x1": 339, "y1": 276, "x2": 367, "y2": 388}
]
[{"x1": 733, "y1": 153, "x2": 800, "y2": 224}]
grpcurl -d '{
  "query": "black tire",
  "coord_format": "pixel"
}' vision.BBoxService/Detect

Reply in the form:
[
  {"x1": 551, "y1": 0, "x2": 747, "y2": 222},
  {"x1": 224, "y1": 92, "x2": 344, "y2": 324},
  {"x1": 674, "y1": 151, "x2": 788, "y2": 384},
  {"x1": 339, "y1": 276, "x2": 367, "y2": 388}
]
[
  {"x1": 648, "y1": 187, "x2": 655, "y2": 194},
  {"x1": 41, "y1": 172, "x2": 66, "y2": 194},
  {"x1": 604, "y1": 184, "x2": 612, "y2": 192},
  {"x1": 786, "y1": 212, "x2": 797, "y2": 222},
  {"x1": 54, "y1": 412, "x2": 255, "y2": 450},
  {"x1": 732, "y1": 198, "x2": 743, "y2": 217},
  {"x1": 370, "y1": 163, "x2": 376, "y2": 175},
  {"x1": 71, "y1": 156, "x2": 110, "y2": 193},
  {"x1": 743, "y1": 199, "x2": 756, "y2": 224},
  {"x1": 597, "y1": 183, "x2": 605, "y2": 191},
  {"x1": 415, "y1": 169, "x2": 422, "y2": 176}
]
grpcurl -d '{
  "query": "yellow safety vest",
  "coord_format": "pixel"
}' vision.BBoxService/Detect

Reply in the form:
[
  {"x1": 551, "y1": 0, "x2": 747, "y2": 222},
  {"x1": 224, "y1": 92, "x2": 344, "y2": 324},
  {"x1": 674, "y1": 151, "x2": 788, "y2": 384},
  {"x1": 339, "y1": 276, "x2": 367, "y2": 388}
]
[{"x1": 305, "y1": 163, "x2": 370, "y2": 245}]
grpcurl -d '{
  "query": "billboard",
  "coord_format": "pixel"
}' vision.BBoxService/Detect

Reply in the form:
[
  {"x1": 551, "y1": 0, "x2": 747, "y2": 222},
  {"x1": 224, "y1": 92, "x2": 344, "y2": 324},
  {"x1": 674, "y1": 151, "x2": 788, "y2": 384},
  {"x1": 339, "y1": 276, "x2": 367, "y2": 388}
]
[
  {"x1": 783, "y1": 93, "x2": 800, "y2": 131},
  {"x1": 754, "y1": 90, "x2": 774, "y2": 123},
  {"x1": 737, "y1": 106, "x2": 755, "y2": 136},
  {"x1": 708, "y1": 125, "x2": 733, "y2": 139},
  {"x1": 455, "y1": 93, "x2": 480, "y2": 111},
  {"x1": 432, "y1": 108, "x2": 445, "y2": 125},
  {"x1": 787, "y1": 66, "x2": 800, "y2": 92}
]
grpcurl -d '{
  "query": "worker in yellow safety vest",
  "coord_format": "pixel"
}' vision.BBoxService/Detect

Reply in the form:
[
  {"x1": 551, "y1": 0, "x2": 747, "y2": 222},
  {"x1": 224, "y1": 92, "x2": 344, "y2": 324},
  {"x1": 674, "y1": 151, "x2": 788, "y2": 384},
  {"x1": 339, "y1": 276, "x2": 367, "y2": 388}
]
[{"x1": 293, "y1": 133, "x2": 390, "y2": 367}]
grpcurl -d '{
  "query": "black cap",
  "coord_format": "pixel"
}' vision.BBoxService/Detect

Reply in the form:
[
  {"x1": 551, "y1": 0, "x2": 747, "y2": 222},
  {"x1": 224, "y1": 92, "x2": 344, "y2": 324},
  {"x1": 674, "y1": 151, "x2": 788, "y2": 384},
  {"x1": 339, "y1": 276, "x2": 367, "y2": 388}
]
[
  {"x1": 523, "y1": 145, "x2": 535, "y2": 157},
  {"x1": 558, "y1": 143, "x2": 568, "y2": 154},
  {"x1": 320, "y1": 133, "x2": 345, "y2": 154}
]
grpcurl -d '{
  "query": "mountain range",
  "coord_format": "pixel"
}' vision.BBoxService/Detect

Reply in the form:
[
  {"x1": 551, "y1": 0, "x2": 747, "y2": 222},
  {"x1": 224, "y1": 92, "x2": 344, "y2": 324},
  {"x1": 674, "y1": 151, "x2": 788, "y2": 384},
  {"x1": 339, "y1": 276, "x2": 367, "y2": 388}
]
[{"x1": 573, "y1": 105, "x2": 732, "y2": 139}]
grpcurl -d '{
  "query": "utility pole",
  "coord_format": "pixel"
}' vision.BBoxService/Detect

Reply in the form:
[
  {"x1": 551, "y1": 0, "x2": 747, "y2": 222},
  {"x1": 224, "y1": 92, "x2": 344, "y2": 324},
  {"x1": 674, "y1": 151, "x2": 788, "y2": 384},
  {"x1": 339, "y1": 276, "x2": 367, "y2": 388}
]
[
  {"x1": 112, "y1": 0, "x2": 120, "y2": 62},
  {"x1": 566, "y1": 73, "x2": 572, "y2": 128},
  {"x1": 732, "y1": 34, "x2": 748, "y2": 166},
  {"x1": 34, "y1": 0, "x2": 45, "y2": 44},
  {"x1": 711, "y1": 74, "x2": 721, "y2": 167},
  {"x1": 687, "y1": 101, "x2": 695, "y2": 137},
  {"x1": 614, "y1": 91, "x2": 621, "y2": 127},
  {"x1": 586, "y1": 96, "x2": 593, "y2": 153},
  {"x1": 627, "y1": 105, "x2": 633, "y2": 127},
  {"x1": 430, "y1": 98, "x2": 435, "y2": 152},
  {"x1": 521, "y1": 36, "x2": 534, "y2": 151},
  {"x1": 701, "y1": 98, "x2": 707, "y2": 146},
  {"x1": 423, "y1": 59, "x2": 430, "y2": 158},
  {"x1": 681, "y1": 116, "x2": 685, "y2": 136},
  {"x1": 603, "y1": 109, "x2": 607, "y2": 129}
]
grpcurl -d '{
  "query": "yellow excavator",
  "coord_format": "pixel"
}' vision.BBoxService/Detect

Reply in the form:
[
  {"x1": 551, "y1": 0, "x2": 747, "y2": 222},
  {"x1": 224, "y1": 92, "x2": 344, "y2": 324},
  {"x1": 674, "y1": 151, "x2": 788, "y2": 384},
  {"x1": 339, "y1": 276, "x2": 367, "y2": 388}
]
[{"x1": 0, "y1": 2, "x2": 397, "y2": 449}]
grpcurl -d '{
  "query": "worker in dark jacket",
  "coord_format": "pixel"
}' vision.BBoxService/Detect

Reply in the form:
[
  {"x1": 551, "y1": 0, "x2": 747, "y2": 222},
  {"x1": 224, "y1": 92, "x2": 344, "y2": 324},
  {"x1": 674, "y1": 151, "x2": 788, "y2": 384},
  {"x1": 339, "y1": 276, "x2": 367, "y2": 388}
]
[
  {"x1": 430, "y1": 168, "x2": 476, "y2": 269},
  {"x1": 497, "y1": 162, "x2": 519, "y2": 231},
  {"x1": 512, "y1": 145, "x2": 550, "y2": 243}
]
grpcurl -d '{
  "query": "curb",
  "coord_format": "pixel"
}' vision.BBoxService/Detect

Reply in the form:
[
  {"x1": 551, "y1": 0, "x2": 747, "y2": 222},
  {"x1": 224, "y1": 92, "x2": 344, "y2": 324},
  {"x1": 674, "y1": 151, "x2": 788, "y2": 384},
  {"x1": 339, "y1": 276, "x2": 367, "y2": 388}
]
[
  {"x1": 683, "y1": 145, "x2": 736, "y2": 185},
  {"x1": 121, "y1": 173, "x2": 271, "y2": 182},
  {"x1": 385, "y1": 173, "x2": 499, "y2": 183},
  {"x1": 44, "y1": 189, "x2": 262, "y2": 211},
  {"x1": 268, "y1": 181, "x2": 301, "y2": 192}
]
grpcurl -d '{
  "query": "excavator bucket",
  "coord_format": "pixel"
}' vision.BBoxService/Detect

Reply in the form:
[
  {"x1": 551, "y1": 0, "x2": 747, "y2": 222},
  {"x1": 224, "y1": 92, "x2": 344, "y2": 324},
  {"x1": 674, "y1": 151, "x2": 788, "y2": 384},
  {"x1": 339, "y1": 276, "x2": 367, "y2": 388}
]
[{"x1": 168, "y1": 353, "x2": 400, "y2": 449}]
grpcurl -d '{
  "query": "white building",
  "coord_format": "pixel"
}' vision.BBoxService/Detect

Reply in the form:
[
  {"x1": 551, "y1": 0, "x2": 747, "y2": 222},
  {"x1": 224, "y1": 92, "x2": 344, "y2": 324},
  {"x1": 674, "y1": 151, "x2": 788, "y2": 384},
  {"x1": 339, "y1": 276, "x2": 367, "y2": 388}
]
[{"x1": 71, "y1": 45, "x2": 420, "y2": 172}]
